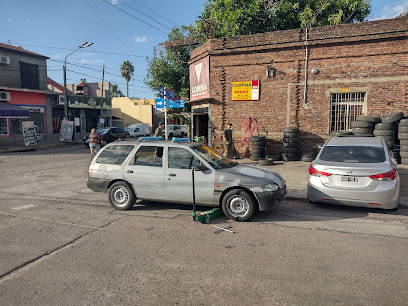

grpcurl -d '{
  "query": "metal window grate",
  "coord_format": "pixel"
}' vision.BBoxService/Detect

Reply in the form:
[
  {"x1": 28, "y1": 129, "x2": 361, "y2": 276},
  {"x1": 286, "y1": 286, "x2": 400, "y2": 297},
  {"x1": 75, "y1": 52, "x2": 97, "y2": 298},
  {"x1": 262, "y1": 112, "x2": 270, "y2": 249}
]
[{"x1": 330, "y1": 92, "x2": 365, "y2": 132}]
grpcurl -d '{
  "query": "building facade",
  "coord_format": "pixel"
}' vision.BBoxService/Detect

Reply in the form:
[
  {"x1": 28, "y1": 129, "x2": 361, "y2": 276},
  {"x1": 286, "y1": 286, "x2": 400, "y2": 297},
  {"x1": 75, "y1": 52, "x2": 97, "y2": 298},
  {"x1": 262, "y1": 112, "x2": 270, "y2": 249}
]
[
  {"x1": 0, "y1": 43, "x2": 51, "y2": 144},
  {"x1": 189, "y1": 17, "x2": 408, "y2": 152}
]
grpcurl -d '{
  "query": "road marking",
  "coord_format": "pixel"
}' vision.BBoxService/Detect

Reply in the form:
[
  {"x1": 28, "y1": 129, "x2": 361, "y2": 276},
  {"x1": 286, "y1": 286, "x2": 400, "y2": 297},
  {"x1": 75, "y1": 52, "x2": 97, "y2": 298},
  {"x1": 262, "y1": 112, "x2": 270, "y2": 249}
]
[{"x1": 11, "y1": 204, "x2": 36, "y2": 210}]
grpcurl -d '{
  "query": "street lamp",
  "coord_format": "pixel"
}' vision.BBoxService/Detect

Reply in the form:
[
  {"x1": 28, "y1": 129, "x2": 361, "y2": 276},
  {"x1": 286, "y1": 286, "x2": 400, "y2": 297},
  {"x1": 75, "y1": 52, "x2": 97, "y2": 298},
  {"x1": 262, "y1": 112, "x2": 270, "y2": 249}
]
[{"x1": 63, "y1": 42, "x2": 94, "y2": 120}]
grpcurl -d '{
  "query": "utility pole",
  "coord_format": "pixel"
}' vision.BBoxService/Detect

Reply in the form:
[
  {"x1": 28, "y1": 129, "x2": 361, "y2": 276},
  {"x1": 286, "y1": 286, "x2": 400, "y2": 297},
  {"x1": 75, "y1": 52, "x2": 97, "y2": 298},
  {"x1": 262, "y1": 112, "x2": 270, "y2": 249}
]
[
  {"x1": 164, "y1": 87, "x2": 168, "y2": 141},
  {"x1": 100, "y1": 64, "x2": 104, "y2": 119}
]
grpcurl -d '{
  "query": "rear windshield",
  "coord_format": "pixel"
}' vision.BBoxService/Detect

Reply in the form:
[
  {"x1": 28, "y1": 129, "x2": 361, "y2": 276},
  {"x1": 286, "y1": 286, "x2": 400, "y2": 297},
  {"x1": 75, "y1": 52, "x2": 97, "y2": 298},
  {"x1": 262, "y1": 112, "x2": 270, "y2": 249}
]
[
  {"x1": 319, "y1": 146, "x2": 386, "y2": 163},
  {"x1": 96, "y1": 145, "x2": 134, "y2": 165}
]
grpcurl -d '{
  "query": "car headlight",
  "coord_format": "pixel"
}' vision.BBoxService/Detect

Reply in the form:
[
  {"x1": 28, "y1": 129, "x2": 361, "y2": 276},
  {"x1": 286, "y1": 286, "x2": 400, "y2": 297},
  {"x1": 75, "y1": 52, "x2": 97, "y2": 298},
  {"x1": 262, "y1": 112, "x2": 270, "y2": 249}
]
[{"x1": 262, "y1": 184, "x2": 279, "y2": 192}]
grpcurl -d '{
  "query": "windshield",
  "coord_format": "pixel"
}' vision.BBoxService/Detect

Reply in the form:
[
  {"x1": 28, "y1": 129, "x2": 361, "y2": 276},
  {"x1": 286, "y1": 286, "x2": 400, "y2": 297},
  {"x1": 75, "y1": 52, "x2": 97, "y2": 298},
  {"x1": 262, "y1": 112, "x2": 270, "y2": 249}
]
[
  {"x1": 192, "y1": 145, "x2": 236, "y2": 169},
  {"x1": 96, "y1": 128, "x2": 109, "y2": 134},
  {"x1": 320, "y1": 146, "x2": 386, "y2": 163}
]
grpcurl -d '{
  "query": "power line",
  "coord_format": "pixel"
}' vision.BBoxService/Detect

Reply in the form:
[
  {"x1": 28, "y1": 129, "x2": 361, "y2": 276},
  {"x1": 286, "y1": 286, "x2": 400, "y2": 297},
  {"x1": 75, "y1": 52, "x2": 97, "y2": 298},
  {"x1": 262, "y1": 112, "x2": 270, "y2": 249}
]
[
  {"x1": 128, "y1": 0, "x2": 178, "y2": 27},
  {"x1": 99, "y1": 0, "x2": 169, "y2": 35}
]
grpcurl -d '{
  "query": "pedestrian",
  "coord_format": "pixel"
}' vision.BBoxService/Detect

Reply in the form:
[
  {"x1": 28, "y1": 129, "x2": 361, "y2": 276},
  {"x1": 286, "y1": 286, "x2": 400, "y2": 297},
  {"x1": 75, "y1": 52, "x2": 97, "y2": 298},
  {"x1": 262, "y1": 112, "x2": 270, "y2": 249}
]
[
  {"x1": 223, "y1": 123, "x2": 234, "y2": 158},
  {"x1": 154, "y1": 122, "x2": 165, "y2": 139},
  {"x1": 89, "y1": 128, "x2": 103, "y2": 159}
]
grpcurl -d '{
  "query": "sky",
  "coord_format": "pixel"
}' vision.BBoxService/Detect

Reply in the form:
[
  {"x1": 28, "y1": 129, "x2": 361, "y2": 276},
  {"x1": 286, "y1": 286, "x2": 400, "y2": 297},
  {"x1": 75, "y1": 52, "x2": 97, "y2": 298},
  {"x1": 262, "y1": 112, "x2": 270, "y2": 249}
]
[{"x1": 2, "y1": 0, "x2": 408, "y2": 99}]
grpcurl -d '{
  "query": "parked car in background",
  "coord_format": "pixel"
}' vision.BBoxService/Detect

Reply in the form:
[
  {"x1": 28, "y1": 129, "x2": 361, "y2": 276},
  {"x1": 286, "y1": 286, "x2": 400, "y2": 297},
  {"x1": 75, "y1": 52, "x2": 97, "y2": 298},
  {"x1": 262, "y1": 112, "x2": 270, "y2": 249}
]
[
  {"x1": 87, "y1": 139, "x2": 287, "y2": 221},
  {"x1": 164, "y1": 125, "x2": 186, "y2": 138},
  {"x1": 125, "y1": 123, "x2": 150, "y2": 138},
  {"x1": 83, "y1": 127, "x2": 130, "y2": 147},
  {"x1": 307, "y1": 136, "x2": 400, "y2": 209}
]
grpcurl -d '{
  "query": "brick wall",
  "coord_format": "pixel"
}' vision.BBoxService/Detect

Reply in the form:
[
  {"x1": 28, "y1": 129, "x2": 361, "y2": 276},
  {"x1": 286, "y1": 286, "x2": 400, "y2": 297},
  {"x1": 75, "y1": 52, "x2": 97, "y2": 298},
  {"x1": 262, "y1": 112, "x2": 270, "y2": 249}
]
[{"x1": 190, "y1": 17, "x2": 408, "y2": 154}]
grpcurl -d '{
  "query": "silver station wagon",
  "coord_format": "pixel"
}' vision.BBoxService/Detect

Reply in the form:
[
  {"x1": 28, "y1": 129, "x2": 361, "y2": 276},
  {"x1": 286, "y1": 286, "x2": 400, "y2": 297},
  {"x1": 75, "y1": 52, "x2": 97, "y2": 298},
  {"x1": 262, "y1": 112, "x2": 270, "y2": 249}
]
[{"x1": 87, "y1": 139, "x2": 287, "y2": 221}]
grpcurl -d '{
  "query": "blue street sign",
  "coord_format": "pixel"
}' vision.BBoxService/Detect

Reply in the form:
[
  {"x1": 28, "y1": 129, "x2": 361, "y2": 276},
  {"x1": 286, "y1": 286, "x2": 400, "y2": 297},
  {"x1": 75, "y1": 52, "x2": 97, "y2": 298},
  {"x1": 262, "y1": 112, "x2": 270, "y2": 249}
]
[
  {"x1": 167, "y1": 98, "x2": 185, "y2": 108},
  {"x1": 159, "y1": 87, "x2": 174, "y2": 99},
  {"x1": 155, "y1": 98, "x2": 164, "y2": 109}
]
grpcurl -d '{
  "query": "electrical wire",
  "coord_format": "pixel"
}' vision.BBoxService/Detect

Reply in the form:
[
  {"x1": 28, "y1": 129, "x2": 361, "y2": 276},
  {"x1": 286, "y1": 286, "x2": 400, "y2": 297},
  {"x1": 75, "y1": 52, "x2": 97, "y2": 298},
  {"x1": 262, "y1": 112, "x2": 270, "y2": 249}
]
[{"x1": 128, "y1": 0, "x2": 178, "y2": 27}]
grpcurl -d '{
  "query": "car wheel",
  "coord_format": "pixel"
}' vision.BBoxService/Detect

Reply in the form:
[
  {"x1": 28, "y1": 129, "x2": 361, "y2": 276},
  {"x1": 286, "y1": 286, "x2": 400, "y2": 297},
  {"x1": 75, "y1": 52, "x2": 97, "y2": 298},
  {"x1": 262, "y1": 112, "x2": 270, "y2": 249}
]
[
  {"x1": 108, "y1": 181, "x2": 136, "y2": 210},
  {"x1": 181, "y1": 132, "x2": 185, "y2": 137},
  {"x1": 222, "y1": 189, "x2": 256, "y2": 221}
]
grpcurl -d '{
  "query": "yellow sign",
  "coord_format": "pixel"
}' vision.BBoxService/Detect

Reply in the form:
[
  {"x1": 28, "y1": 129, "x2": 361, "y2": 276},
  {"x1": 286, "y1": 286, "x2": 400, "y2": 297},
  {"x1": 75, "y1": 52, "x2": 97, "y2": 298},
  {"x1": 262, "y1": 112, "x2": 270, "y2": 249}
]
[
  {"x1": 232, "y1": 80, "x2": 259, "y2": 101},
  {"x1": 341, "y1": 88, "x2": 349, "y2": 93}
]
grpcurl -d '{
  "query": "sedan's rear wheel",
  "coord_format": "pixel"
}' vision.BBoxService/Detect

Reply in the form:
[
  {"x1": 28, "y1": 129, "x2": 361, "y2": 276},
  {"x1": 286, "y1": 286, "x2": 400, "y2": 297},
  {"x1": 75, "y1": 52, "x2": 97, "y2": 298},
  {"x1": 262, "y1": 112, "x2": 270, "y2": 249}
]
[
  {"x1": 108, "y1": 182, "x2": 136, "y2": 210},
  {"x1": 222, "y1": 189, "x2": 256, "y2": 221}
]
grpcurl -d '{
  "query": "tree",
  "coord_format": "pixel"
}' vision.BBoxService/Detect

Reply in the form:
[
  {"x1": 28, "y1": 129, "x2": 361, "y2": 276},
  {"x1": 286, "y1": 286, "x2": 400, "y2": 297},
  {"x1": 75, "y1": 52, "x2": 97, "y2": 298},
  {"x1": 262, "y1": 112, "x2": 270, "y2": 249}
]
[
  {"x1": 192, "y1": 0, "x2": 371, "y2": 41},
  {"x1": 120, "y1": 60, "x2": 134, "y2": 97},
  {"x1": 110, "y1": 83, "x2": 124, "y2": 97}
]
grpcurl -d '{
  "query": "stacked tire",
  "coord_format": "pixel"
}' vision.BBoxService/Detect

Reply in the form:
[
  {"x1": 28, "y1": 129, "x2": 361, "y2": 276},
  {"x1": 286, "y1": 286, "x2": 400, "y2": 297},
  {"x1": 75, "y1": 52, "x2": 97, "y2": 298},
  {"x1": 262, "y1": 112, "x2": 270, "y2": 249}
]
[
  {"x1": 250, "y1": 136, "x2": 266, "y2": 161},
  {"x1": 399, "y1": 118, "x2": 408, "y2": 165},
  {"x1": 282, "y1": 127, "x2": 299, "y2": 162},
  {"x1": 351, "y1": 115, "x2": 379, "y2": 136},
  {"x1": 376, "y1": 112, "x2": 404, "y2": 148},
  {"x1": 301, "y1": 146, "x2": 316, "y2": 162}
]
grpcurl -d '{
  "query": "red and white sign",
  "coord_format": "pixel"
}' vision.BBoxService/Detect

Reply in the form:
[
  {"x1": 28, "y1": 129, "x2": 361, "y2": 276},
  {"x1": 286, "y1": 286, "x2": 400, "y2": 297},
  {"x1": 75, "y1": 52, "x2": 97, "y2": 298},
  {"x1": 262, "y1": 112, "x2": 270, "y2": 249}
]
[{"x1": 190, "y1": 56, "x2": 210, "y2": 101}]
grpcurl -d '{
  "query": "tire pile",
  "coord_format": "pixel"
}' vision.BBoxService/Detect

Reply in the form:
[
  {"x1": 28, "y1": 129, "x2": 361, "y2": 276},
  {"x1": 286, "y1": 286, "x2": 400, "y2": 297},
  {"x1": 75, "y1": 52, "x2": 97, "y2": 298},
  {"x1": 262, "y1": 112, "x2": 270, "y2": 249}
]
[
  {"x1": 351, "y1": 115, "x2": 380, "y2": 136},
  {"x1": 374, "y1": 112, "x2": 404, "y2": 149},
  {"x1": 301, "y1": 146, "x2": 316, "y2": 162},
  {"x1": 399, "y1": 118, "x2": 408, "y2": 165},
  {"x1": 250, "y1": 136, "x2": 266, "y2": 161},
  {"x1": 282, "y1": 127, "x2": 299, "y2": 162}
]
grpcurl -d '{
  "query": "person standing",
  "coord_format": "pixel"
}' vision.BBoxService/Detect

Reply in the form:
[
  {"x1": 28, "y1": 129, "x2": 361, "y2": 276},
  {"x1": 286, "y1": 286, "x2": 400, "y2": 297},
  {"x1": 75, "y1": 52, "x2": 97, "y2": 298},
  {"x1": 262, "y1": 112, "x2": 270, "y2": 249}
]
[
  {"x1": 223, "y1": 123, "x2": 234, "y2": 158},
  {"x1": 89, "y1": 128, "x2": 103, "y2": 159},
  {"x1": 154, "y1": 122, "x2": 165, "y2": 139}
]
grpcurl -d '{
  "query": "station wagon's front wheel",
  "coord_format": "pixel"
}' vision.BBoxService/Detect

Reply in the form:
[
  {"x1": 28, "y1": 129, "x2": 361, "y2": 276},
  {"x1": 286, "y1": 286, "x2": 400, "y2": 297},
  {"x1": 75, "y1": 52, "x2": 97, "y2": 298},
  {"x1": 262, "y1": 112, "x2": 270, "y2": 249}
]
[
  {"x1": 108, "y1": 182, "x2": 136, "y2": 210},
  {"x1": 222, "y1": 189, "x2": 256, "y2": 221}
]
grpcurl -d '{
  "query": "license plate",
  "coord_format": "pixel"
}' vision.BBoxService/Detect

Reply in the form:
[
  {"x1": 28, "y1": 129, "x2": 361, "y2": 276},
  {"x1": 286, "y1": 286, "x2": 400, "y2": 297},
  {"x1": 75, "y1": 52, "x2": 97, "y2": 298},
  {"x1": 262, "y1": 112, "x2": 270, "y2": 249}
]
[{"x1": 341, "y1": 176, "x2": 358, "y2": 182}]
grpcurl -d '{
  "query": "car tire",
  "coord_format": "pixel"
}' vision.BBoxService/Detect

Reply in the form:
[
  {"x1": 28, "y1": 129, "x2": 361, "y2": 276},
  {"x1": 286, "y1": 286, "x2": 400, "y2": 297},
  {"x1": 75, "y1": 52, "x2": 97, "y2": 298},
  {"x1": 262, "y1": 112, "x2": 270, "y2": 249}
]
[
  {"x1": 399, "y1": 119, "x2": 408, "y2": 126},
  {"x1": 352, "y1": 133, "x2": 373, "y2": 137},
  {"x1": 282, "y1": 138, "x2": 299, "y2": 143},
  {"x1": 386, "y1": 141, "x2": 396, "y2": 148},
  {"x1": 301, "y1": 156, "x2": 314, "y2": 162},
  {"x1": 222, "y1": 189, "x2": 256, "y2": 222},
  {"x1": 251, "y1": 136, "x2": 265, "y2": 142},
  {"x1": 356, "y1": 115, "x2": 381, "y2": 123},
  {"x1": 258, "y1": 158, "x2": 275, "y2": 166},
  {"x1": 251, "y1": 141, "x2": 266, "y2": 146},
  {"x1": 302, "y1": 152, "x2": 316, "y2": 158},
  {"x1": 283, "y1": 127, "x2": 299, "y2": 133},
  {"x1": 375, "y1": 123, "x2": 397, "y2": 130},
  {"x1": 401, "y1": 158, "x2": 408, "y2": 165},
  {"x1": 400, "y1": 151, "x2": 408, "y2": 158},
  {"x1": 400, "y1": 140, "x2": 408, "y2": 146},
  {"x1": 373, "y1": 129, "x2": 396, "y2": 136},
  {"x1": 251, "y1": 149, "x2": 265, "y2": 155},
  {"x1": 352, "y1": 127, "x2": 373, "y2": 134},
  {"x1": 400, "y1": 145, "x2": 408, "y2": 151},
  {"x1": 282, "y1": 156, "x2": 297, "y2": 162},
  {"x1": 283, "y1": 132, "x2": 299, "y2": 138},
  {"x1": 252, "y1": 143, "x2": 266, "y2": 148},
  {"x1": 382, "y1": 111, "x2": 404, "y2": 124},
  {"x1": 250, "y1": 156, "x2": 260, "y2": 161},
  {"x1": 398, "y1": 133, "x2": 408, "y2": 140},
  {"x1": 282, "y1": 142, "x2": 298, "y2": 148},
  {"x1": 266, "y1": 154, "x2": 281, "y2": 161},
  {"x1": 181, "y1": 132, "x2": 185, "y2": 137},
  {"x1": 351, "y1": 121, "x2": 374, "y2": 128},
  {"x1": 108, "y1": 181, "x2": 136, "y2": 210},
  {"x1": 282, "y1": 152, "x2": 298, "y2": 158},
  {"x1": 331, "y1": 131, "x2": 353, "y2": 136},
  {"x1": 282, "y1": 147, "x2": 298, "y2": 153},
  {"x1": 398, "y1": 126, "x2": 408, "y2": 133},
  {"x1": 250, "y1": 154, "x2": 265, "y2": 159}
]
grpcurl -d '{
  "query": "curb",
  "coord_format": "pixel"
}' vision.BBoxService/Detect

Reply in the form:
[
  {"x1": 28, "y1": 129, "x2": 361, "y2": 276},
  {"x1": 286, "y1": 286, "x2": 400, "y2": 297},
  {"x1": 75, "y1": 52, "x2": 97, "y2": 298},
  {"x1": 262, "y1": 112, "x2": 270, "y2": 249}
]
[{"x1": 0, "y1": 142, "x2": 82, "y2": 154}]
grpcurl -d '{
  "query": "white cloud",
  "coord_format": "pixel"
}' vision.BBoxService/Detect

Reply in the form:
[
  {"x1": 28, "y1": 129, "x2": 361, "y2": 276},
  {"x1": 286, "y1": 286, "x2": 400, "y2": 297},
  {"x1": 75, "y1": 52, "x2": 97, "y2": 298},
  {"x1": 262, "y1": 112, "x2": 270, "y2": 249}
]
[
  {"x1": 374, "y1": 0, "x2": 408, "y2": 20},
  {"x1": 112, "y1": 0, "x2": 119, "y2": 5},
  {"x1": 134, "y1": 36, "x2": 148, "y2": 43},
  {"x1": 79, "y1": 59, "x2": 105, "y2": 65},
  {"x1": 50, "y1": 53, "x2": 63, "y2": 60},
  {"x1": 78, "y1": 52, "x2": 95, "y2": 58},
  {"x1": 7, "y1": 18, "x2": 13, "y2": 22}
]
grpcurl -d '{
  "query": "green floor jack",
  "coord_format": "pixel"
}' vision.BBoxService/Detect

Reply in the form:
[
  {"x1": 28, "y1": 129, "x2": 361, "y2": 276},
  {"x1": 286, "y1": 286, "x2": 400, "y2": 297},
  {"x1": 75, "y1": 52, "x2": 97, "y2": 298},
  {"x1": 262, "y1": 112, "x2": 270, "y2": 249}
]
[{"x1": 191, "y1": 166, "x2": 224, "y2": 223}]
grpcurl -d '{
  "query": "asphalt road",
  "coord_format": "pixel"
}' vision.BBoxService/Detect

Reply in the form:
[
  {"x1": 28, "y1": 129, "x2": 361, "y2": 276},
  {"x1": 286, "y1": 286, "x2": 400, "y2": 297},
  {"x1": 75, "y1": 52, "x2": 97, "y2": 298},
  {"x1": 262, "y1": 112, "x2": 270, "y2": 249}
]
[{"x1": 0, "y1": 145, "x2": 408, "y2": 305}]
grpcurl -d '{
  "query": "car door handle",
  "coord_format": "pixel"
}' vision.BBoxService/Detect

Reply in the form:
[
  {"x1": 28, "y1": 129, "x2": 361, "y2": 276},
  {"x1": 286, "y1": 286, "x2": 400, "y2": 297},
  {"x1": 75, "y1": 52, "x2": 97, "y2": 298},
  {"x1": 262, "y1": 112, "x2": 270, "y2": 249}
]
[
  {"x1": 127, "y1": 170, "x2": 133, "y2": 173},
  {"x1": 169, "y1": 173, "x2": 176, "y2": 177}
]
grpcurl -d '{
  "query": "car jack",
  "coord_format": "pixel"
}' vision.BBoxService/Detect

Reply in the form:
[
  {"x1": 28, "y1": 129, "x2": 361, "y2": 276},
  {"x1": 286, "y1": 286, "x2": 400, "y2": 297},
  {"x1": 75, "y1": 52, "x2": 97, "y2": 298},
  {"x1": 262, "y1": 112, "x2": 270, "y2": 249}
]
[{"x1": 191, "y1": 166, "x2": 224, "y2": 223}]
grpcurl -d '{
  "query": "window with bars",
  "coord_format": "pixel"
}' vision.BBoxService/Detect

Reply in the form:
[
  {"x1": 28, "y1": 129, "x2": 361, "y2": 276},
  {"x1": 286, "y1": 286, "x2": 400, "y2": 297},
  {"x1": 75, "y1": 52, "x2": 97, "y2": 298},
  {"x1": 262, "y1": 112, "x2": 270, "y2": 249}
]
[{"x1": 330, "y1": 92, "x2": 365, "y2": 132}]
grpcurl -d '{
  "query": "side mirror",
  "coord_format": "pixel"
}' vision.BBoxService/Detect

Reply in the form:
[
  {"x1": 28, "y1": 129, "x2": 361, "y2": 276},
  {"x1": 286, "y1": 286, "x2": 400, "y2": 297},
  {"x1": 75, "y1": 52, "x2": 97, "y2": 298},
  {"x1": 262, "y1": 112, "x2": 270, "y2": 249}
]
[{"x1": 192, "y1": 165, "x2": 208, "y2": 172}]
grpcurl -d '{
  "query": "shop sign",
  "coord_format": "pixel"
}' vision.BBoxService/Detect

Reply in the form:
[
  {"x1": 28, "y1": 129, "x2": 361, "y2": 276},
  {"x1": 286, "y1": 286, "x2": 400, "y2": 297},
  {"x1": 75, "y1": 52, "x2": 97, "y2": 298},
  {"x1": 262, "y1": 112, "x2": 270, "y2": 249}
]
[
  {"x1": 232, "y1": 80, "x2": 260, "y2": 101},
  {"x1": 190, "y1": 56, "x2": 210, "y2": 101},
  {"x1": 22, "y1": 121, "x2": 37, "y2": 146}
]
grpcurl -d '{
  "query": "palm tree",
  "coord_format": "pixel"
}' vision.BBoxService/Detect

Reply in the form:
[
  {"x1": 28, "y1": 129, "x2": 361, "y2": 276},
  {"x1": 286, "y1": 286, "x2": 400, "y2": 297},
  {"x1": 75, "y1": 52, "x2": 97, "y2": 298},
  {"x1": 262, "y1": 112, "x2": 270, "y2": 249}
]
[{"x1": 120, "y1": 61, "x2": 134, "y2": 97}]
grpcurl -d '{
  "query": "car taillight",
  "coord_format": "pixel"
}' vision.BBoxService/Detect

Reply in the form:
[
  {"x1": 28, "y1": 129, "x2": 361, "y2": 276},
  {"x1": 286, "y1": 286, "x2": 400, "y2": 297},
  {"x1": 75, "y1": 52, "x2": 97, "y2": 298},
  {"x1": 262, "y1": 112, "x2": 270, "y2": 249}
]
[
  {"x1": 309, "y1": 165, "x2": 331, "y2": 177},
  {"x1": 369, "y1": 168, "x2": 397, "y2": 181}
]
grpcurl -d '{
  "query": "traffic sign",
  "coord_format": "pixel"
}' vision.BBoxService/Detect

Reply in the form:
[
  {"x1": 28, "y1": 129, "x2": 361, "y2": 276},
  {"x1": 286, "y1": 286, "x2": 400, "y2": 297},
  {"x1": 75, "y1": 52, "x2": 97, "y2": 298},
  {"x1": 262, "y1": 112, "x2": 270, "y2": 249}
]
[
  {"x1": 159, "y1": 87, "x2": 174, "y2": 98},
  {"x1": 167, "y1": 98, "x2": 185, "y2": 108},
  {"x1": 155, "y1": 98, "x2": 164, "y2": 109}
]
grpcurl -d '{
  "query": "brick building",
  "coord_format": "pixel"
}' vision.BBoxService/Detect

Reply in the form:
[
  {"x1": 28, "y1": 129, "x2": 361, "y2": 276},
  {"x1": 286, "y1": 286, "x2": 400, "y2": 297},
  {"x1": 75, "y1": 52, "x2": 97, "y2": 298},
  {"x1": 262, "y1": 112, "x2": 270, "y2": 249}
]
[{"x1": 188, "y1": 17, "x2": 408, "y2": 153}]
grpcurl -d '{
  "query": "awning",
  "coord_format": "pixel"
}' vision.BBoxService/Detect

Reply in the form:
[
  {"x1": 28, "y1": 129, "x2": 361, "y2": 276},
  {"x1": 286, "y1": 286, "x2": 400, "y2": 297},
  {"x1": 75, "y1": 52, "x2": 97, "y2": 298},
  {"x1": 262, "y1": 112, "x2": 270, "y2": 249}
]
[{"x1": 0, "y1": 102, "x2": 30, "y2": 118}]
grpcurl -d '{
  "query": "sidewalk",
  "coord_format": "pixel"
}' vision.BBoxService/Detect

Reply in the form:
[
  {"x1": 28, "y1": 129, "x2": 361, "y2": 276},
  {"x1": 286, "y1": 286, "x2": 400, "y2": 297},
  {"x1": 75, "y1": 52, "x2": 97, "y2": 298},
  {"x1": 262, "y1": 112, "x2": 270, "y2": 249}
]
[
  {"x1": 0, "y1": 140, "x2": 81, "y2": 153},
  {"x1": 239, "y1": 158, "x2": 408, "y2": 207}
]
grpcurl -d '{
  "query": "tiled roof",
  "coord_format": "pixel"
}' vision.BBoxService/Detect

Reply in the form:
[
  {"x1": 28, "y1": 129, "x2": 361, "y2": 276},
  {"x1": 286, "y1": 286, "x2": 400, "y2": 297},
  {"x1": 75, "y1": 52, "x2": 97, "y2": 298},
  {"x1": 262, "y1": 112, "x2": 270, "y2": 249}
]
[
  {"x1": 0, "y1": 43, "x2": 49, "y2": 59},
  {"x1": 47, "y1": 77, "x2": 73, "y2": 94}
]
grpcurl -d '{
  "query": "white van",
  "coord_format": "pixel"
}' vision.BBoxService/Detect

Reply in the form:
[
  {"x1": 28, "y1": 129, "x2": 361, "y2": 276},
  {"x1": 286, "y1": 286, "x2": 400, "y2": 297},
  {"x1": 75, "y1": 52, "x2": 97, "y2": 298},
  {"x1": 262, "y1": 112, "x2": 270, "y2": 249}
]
[{"x1": 125, "y1": 123, "x2": 150, "y2": 138}]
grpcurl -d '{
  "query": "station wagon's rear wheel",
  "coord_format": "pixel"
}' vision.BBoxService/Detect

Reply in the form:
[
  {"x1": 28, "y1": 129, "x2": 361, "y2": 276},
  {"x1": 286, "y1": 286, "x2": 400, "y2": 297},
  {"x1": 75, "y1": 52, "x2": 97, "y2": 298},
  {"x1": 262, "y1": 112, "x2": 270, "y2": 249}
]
[
  {"x1": 222, "y1": 189, "x2": 256, "y2": 221},
  {"x1": 108, "y1": 182, "x2": 136, "y2": 210}
]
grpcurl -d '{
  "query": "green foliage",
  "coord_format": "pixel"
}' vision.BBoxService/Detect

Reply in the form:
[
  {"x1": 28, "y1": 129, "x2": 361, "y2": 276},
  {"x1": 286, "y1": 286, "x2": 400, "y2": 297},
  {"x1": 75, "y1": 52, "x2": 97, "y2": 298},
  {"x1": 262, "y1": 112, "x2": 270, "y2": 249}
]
[
  {"x1": 110, "y1": 84, "x2": 124, "y2": 97},
  {"x1": 120, "y1": 60, "x2": 134, "y2": 97}
]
